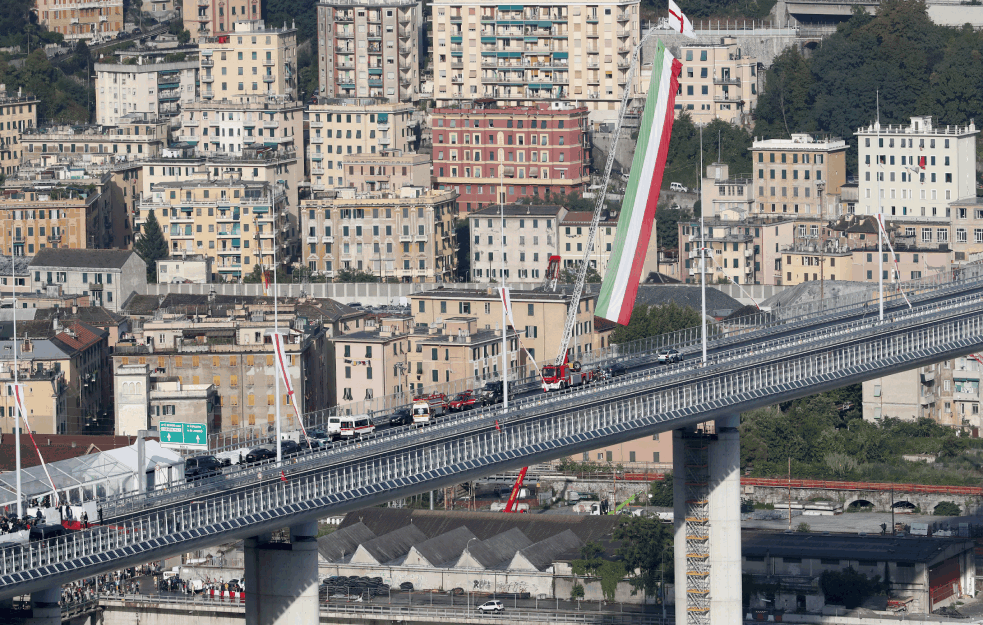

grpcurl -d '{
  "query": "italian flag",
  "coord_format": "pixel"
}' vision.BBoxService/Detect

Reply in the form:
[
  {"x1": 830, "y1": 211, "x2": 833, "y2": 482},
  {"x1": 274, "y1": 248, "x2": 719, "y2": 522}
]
[{"x1": 596, "y1": 42, "x2": 682, "y2": 325}]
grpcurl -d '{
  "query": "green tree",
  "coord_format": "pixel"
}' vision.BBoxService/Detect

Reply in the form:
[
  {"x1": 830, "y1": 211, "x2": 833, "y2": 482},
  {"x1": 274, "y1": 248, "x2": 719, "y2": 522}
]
[
  {"x1": 560, "y1": 265, "x2": 602, "y2": 284},
  {"x1": 752, "y1": 46, "x2": 816, "y2": 141},
  {"x1": 649, "y1": 472, "x2": 673, "y2": 507},
  {"x1": 796, "y1": 522, "x2": 811, "y2": 533},
  {"x1": 655, "y1": 203, "x2": 692, "y2": 251},
  {"x1": 614, "y1": 516, "x2": 673, "y2": 596},
  {"x1": 334, "y1": 268, "x2": 380, "y2": 283},
  {"x1": 819, "y1": 567, "x2": 886, "y2": 609},
  {"x1": 663, "y1": 114, "x2": 753, "y2": 194},
  {"x1": 609, "y1": 302, "x2": 705, "y2": 345},
  {"x1": 133, "y1": 210, "x2": 168, "y2": 282},
  {"x1": 177, "y1": 29, "x2": 191, "y2": 44},
  {"x1": 933, "y1": 501, "x2": 961, "y2": 516}
]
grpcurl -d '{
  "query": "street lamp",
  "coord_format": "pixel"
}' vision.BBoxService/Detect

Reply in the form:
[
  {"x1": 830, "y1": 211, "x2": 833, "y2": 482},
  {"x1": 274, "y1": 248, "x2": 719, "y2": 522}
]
[{"x1": 817, "y1": 180, "x2": 826, "y2": 308}]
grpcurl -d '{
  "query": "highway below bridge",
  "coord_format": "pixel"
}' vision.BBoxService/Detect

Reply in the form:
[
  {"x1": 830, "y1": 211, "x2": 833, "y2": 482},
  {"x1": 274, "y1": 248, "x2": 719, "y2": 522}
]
[{"x1": 3, "y1": 274, "x2": 983, "y2": 625}]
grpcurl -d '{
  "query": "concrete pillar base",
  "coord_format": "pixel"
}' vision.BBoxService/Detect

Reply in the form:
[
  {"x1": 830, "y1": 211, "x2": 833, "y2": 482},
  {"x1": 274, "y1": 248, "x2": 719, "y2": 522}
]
[
  {"x1": 28, "y1": 587, "x2": 60, "y2": 625},
  {"x1": 709, "y1": 416, "x2": 742, "y2": 625},
  {"x1": 245, "y1": 522, "x2": 319, "y2": 625}
]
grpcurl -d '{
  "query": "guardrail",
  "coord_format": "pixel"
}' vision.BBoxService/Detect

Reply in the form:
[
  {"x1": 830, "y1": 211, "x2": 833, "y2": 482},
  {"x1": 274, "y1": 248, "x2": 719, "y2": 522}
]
[
  {"x1": 2, "y1": 290, "x2": 981, "y2": 596},
  {"x1": 103, "y1": 288, "x2": 983, "y2": 515}
]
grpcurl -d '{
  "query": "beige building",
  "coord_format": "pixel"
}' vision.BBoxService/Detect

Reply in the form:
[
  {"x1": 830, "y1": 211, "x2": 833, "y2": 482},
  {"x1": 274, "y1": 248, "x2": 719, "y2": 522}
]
[
  {"x1": 335, "y1": 151, "x2": 431, "y2": 193},
  {"x1": 332, "y1": 316, "x2": 413, "y2": 403},
  {"x1": 136, "y1": 180, "x2": 291, "y2": 282},
  {"x1": 36, "y1": 0, "x2": 123, "y2": 41},
  {"x1": 157, "y1": 254, "x2": 214, "y2": 283},
  {"x1": 678, "y1": 217, "x2": 796, "y2": 286},
  {"x1": 430, "y1": 0, "x2": 640, "y2": 112},
  {"x1": 570, "y1": 432, "x2": 672, "y2": 466},
  {"x1": 857, "y1": 116, "x2": 977, "y2": 222},
  {"x1": 307, "y1": 100, "x2": 417, "y2": 190},
  {"x1": 407, "y1": 317, "x2": 522, "y2": 394},
  {"x1": 411, "y1": 286, "x2": 598, "y2": 365},
  {"x1": 701, "y1": 162, "x2": 753, "y2": 220},
  {"x1": 95, "y1": 60, "x2": 199, "y2": 126},
  {"x1": 178, "y1": 98, "x2": 305, "y2": 156},
  {"x1": 28, "y1": 248, "x2": 147, "y2": 313},
  {"x1": 752, "y1": 134, "x2": 848, "y2": 218},
  {"x1": 185, "y1": 0, "x2": 263, "y2": 41},
  {"x1": 674, "y1": 38, "x2": 757, "y2": 126},
  {"x1": 949, "y1": 197, "x2": 983, "y2": 264},
  {"x1": 315, "y1": 0, "x2": 423, "y2": 101},
  {"x1": 300, "y1": 186, "x2": 458, "y2": 282},
  {"x1": 0, "y1": 87, "x2": 39, "y2": 176},
  {"x1": 864, "y1": 360, "x2": 957, "y2": 426},
  {"x1": 200, "y1": 21, "x2": 298, "y2": 100},
  {"x1": 776, "y1": 246, "x2": 950, "y2": 286},
  {"x1": 0, "y1": 356, "x2": 69, "y2": 435},
  {"x1": 115, "y1": 364, "x2": 217, "y2": 436},
  {"x1": 21, "y1": 117, "x2": 169, "y2": 165},
  {"x1": 558, "y1": 211, "x2": 628, "y2": 279},
  {"x1": 467, "y1": 204, "x2": 564, "y2": 284},
  {"x1": 114, "y1": 300, "x2": 334, "y2": 432}
]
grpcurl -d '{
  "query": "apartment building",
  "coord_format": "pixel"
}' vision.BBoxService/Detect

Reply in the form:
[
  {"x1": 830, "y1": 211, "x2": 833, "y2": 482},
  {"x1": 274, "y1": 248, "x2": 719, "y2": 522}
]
[
  {"x1": 775, "y1": 245, "x2": 949, "y2": 287},
  {"x1": 36, "y1": 0, "x2": 123, "y2": 41},
  {"x1": 430, "y1": 0, "x2": 640, "y2": 112},
  {"x1": 467, "y1": 204, "x2": 563, "y2": 283},
  {"x1": 0, "y1": 356, "x2": 68, "y2": 435},
  {"x1": 407, "y1": 317, "x2": 522, "y2": 393},
  {"x1": 178, "y1": 98, "x2": 305, "y2": 156},
  {"x1": 570, "y1": 432, "x2": 672, "y2": 466},
  {"x1": 157, "y1": 254, "x2": 214, "y2": 283},
  {"x1": 315, "y1": 0, "x2": 423, "y2": 101},
  {"x1": 864, "y1": 359, "x2": 958, "y2": 426},
  {"x1": 411, "y1": 286, "x2": 598, "y2": 364},
  {"x1": 184, "y1": 0, "x2": 263, "y2": 41},
  {"x1": 307, "y1": 100, "x2": 417, "y2": 190},
  {"x1": 28, "y1": 249, "x2": 147, "y2": 312},
  {"x1": 701, "y1": 162, "x2": 753, "y2": 220},
  {"x1": 20, "y1": 116, "x2": 169, "y2": 165},
  {"x1": 113, "y1": 302, "x2": 333, "y2": 432},
  {"x1": 299, "y1": 186, "x2": 458, "y2": 282},
  {"x1": 333, "y1": 151, "x2": 431, "y2": 192},
  {"x1": 674, "y1": 38, "x2": 758, "y2": 126},
  {"x1": 332, "y1": 316, "x2": 412, "y2": 403},
  {"x1": 0, "y1": 86, "x2": 38, "y2": 176},
  {"x1": 200, "y1": 21, "x2": 298, "y2": 100},
  {"x1": 115, "y1": 364, "x2": 218, "y2": 436},
  {"x1": 679, "y1": 218, "x2": 796, "y2": 286},
  {"x1": 95, "y1": 60, "x2": 199, "y2": 125},
  {"x1": 948, "y1": 197, "x2": 983, "y2": 264},
  {"x1": 0, "y1": 176, "x2": 113, "y2": 256},
  {"x1": 857, "y1": 116, "x2": 977, "y2": 222},
  {"x1": 558, "y1": 211, "x2": 620, "y2": 277},
  {"x1": 431, "y1": 103, "x2": 590, "y2": 214},
  {"x1": 135, "y1": 180, "x2": 291, "y2": 282},
  {"x1": 751, "y1": 133, "x2": 848, "y2": 218}
]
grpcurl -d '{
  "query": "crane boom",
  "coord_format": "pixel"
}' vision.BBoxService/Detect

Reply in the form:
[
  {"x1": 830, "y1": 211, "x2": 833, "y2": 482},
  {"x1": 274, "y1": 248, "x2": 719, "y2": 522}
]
[
  {"x1": 553, "y1": 34, "x2": 650, "y2": 366},
  {"x1": 503, "y1": 466, "x2": 529, "y2": 512}
]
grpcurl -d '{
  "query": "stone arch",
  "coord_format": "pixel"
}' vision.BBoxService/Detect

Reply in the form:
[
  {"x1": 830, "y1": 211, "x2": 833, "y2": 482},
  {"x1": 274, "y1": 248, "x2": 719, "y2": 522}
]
[
  {"x1": 847, "y1": 499, "x2": 875, "y2": 512},
  {"x1": 892, "y1": 500, "x2": 918, "y2": 513}
]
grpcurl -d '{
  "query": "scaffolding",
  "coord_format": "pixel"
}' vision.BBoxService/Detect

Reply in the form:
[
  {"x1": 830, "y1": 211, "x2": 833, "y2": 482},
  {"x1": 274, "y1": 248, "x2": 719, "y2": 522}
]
[{"x1": 683, "y1": 434, "x2": 711, "y2": 625}]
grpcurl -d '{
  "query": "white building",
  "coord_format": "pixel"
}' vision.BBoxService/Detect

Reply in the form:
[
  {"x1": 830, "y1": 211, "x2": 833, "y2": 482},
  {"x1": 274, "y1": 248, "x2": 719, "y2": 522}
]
[
  {"x1": 178, "y1": 97, "x2": 305, "y2": 156},
  {"x1": 95, "y1": 60, "x2": 199, "y2": 126},
  {"x1": 467, "y1": 204, "x2": 564, "y2": 283},
  {"x1": 156, "y1": 254, "x2": 214, "y2": 284},
  {"x1": 856, "y1": 116, "x2": 977, "y2": 222}
]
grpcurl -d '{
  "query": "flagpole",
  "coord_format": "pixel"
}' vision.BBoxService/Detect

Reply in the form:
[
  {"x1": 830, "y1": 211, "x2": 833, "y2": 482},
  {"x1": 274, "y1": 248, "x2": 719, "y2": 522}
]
[
  {"x1": 272, "y1": 195, "x2": 282, "y2": 464},
  {"x1": 13, "y1": 248, "x2": 21, "y2": 518},
  {"x1": 700, "y1": 124, "x2": 707, "y2": 364},
  {"x1": 877, "y1": 92, "x2": 884, "y2": 321},
  {"x1": 500, "y1": 161, "x2": 508, "y2": 411}
]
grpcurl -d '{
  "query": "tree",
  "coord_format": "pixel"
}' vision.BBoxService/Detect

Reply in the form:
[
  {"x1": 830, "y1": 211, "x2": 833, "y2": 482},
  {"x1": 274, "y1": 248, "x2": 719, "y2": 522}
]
[
  {"x1": 933, "y1": 501, "x2": 961, "y2": 516},
  {"x1": 648, "y1": 473, "x2": 673, "y2": 507},
  {"x1": 177, "y1": 29, "x2": 191, "y2": 45},
  {"x1": 663, "y1": 114, "x2": 753, "y2": 194},
  {"x1": 819, "y1": 567, "x2": 886, "y2": 609},
  {"x1": 133, "y1": 209, "x2": 168, "y2": 282},
  {"x1": 655, "y1": 203, "x2": 692, "y2": 251},
  {"x1": 614, "y1": 516, "x2": 673, "y2": 597},
  {"x1": 609, "y1": 302, "x2": 706, "y2": 346},
  {"x1": 560, "y1": 264, "x2": 602, "y2": 284},
  {"x1": 796, "y1": 522, "x2": 811, "y2": 533},
  {"x1": 334, "y1": 268, "x2": 380, "y2": 283}
]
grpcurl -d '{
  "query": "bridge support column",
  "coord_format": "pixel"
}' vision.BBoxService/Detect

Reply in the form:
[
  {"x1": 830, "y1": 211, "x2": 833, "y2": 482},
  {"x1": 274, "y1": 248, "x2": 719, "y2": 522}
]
[
  {"x1": 245, "y1": 522, "x2": 319, "y2": 625},
  {"x1": 28, "y1": 587, "x2": 60, "y2": 625},
  {"x1": 673, "y1": 417, "x2": 742, "y2": 625}
]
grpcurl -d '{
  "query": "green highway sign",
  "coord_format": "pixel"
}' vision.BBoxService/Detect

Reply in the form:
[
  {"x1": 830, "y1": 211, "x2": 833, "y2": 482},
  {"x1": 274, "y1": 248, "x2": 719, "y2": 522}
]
[{"x1": 159, "y1": 421, "x2": 208, "y2": 449}]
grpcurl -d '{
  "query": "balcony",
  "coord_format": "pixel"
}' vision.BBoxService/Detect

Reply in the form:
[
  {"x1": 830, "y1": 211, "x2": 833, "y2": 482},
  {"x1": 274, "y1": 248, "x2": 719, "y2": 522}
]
[
  {"x1": 920, "y1": 392, "x2": 935, "y2": 406},
  {"x1": 377, "y1": 122, "x2": 391, "y2": 132},
  {"x1": 263, "y1": 120, "x2": 279, "y2": 129},
  {"x1": 89, "y1": 283, "x2": 104, "y2": 291},
  {"x1": 921, "y1": 370, "x2": 935, "y2": 384},
  {"x1": 263, "y1": 58, "x2": 275, "y2": 66},
  {"x1": 312, "y1": 167, "x2": 325, "y2": 175},
  {"x1": 203, "y1": 89, "x2": 215, "y2": 99},
  {"x1": 335, "y1": 30, "x2": 354, "y2": 38},
  {"x1": 306, "y1": 236, "x2": 319, "y2": 244},
  {"x1": 310, "y1": 135, "x2": 324, "y2": 144},
  {"x1": 617, "y1": 12, "x2": 630, "y2": 21},
  {"x1": 322, "y1": 235, "x2": 334, "y2": 243},
  {"x1": 201, "y1": 74, "x2": 214, "y2": 83},
  {"x1": 335, "y1": 12, "x2": 353, "y2": 22},
  {"x1": 309, "y1": 120, "x2": 323, "y2": 128},
  {"x1": 714, "y1": 94, "x2": 742, "y2": 103},
  {"x1": 714, "y1": 76, "x2": 741, "y2": 86},
  {"x1": 184, "y1": 119, "x2": 200, "y2": 127},
  {"x1": 201, "y1": 58, "x2": 214, "y2": 67},
  {"x1": 263, "y1": 75, "x2": 275, "y2": 83}
]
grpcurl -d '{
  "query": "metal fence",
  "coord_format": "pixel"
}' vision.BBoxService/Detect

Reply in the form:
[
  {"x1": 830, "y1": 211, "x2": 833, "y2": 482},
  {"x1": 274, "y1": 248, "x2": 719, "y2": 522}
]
[{"x1": 2, "y1": 288, "x2": 981, "y2": 597}]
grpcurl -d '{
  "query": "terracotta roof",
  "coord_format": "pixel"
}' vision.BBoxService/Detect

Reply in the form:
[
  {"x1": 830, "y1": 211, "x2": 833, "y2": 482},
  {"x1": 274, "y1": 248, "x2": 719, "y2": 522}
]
[
  {"x1": 51, "y1": 321, "x2": 108, "y2": 353},
  {"x1": 593, "y1": 316, "x2": 618, "y2": 333}
]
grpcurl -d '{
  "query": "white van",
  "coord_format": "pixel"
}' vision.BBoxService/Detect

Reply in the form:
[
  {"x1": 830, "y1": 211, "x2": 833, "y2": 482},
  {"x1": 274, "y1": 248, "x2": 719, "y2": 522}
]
[
  {"x1": 339, "y1": 415, "x2": 375, "y2": 438},
  {"x1": 669, "y1": 182, "x2": 688, "y2": 193},
  {"x1": 326, "y1": 416, "x2": 342, "y2": 438}
]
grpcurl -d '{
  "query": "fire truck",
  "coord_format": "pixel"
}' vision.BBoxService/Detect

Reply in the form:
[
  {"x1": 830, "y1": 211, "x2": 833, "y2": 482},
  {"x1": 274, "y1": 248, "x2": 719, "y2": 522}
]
[{"x1": 540, "y1": 356, "x2": 596, "y2": 392}]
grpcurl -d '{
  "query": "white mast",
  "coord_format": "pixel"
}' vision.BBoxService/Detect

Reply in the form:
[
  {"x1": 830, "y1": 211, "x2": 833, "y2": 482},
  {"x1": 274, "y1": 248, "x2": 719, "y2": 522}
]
[
  {"x1": 877, "y1": 92, "x2": 884, "y2": 321},
  {"x1": 272, "y1": 196, "x2": 282, "y2": 464},
  {"x1": 700, "y1": 124, "x2": 707, "y2": 363},
  {"x1": 13, "y1": 248, "x2": 21, "y2": 517},
  {"x1": 500, "y1": 150, "x2": 508, "y2": 410}
]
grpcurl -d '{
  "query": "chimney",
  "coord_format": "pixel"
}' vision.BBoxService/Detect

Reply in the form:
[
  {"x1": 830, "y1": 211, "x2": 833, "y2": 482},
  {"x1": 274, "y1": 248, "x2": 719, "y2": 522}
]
[
  {"x1": 53, "y1": 316, "x2": 61, "y2": 332},
  {"x1": 72, "y1": 304, "x2": 78, "y2": 314}
]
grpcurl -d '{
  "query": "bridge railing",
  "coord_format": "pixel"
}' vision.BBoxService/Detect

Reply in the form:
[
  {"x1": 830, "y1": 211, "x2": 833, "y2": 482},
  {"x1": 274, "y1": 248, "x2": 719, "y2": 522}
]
[
  {"x1": 2, "y1": 290, "x2": 980, "y2": 591},
  {"x1": 104, "y1": 288, "x2": 983, "y2": 514}
]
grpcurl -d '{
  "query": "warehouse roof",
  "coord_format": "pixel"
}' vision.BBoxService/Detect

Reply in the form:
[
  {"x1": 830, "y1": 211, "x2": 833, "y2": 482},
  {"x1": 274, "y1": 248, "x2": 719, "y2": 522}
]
[
  {"x1": 742, "y1": 530, "x2": 973, "y2": 564},
  {"x1": 350, "y1": 524, "x2": 427, "y2": 565},
  {"x1": 404, "y1": 526, "x2": 476, "y2": 567},
  {"x1": 317, "y1": 522, "x2": 376, "y2": 563},
  {"x1": 455, "y1": 527, "x2": 534, "y2": 569},
  {"x1": 29, "y1": 248, "x2": 139, "y2": 270},
  {"x1": 509, "y1": 529, "x2": 584, "y2": 571}
]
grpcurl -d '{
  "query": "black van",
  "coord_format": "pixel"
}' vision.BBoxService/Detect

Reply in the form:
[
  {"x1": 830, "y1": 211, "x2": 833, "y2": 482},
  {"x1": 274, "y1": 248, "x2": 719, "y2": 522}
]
[{"x1": 30, "y1": 524, "x2": 67, "y2": 542}]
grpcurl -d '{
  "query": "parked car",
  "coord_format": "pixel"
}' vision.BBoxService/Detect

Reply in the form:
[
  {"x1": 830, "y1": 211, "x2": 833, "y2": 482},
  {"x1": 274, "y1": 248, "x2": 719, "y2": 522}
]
[
  {"x1": 245, "y1": 447, "x2": 276, "y2": 463},
  {"x1": 657, "y1": 348, "x2": 683, "y2": 364},
  {"x1": 399, "y1": 582, "x2": 414, "y2": 591},
  {"x1": 185, "y1": 455, "x2": 224, "y2": 481},
  {"x1": 279, "y1": 440, "x2": 302, "y2": 456},
  {"x1": 669, "y1": 181, "x2": 688, "y2": 193},
  {"x1": 477, "y1": 600, "x2": 504, "y2": 613},
  {"x1": 478, "y1": 380, "x2": 504, "y2": 406},
  {"x1": 388, "y1": 408, "x2": 413, "y2": 427},
  {"x1": 607, "y1": 363, "x2": 630, "y2": 377}
]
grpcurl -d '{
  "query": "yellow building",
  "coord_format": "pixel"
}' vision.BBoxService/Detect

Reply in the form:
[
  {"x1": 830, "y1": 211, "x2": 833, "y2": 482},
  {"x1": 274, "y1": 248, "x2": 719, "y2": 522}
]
[
  {"x1": 0, "y1": 87, "x2": 39, "y2": 176},
  {"x1": 430, "y1": 0, "x2": 640, "y2": 112},
  {"x1": 307, "y1": 100, "x2": 416, "y2": 189},
  {"x1": 299, "y1": 186, "x2": 458, "y2": 282},
  {"x1": 0, "y1": 358, "x2": 69, "y2": 435},
  {"x1": 558, "y1": 211, "x2": 626, "y2": 278},
  {"x1": 200, "y1": 20, "x2": 298, "y2": 100},
  {"x1": 406, "y1": 317, "x2": 522, "y2": 393},
  {"x1": 410, "y1": 286, "x2": 598, "y2": 365},
  {"x1": 20, "y1": 116, "x2": 169, "y2": 166},
  {"x1": 185, "y1": 0, "x2": 263, "y2": 41},
  {"x1": 674, "y1": 38, "x2": 758, "y2": 127},
  {"x1": 135, "y1": 180, "x2": 290, "y2": 282},
  {"x1": 336, "y1": 151, "x2": 432, "y2": 193},
  {"x1": 751, "y1": 133, "x2": 849, "y2": 218},
  {"x1": 36, "y1": 0, "x2": 123, "y2": 41},
  {"x1": 332, "y1": 316, "x2": 413, "y2": 403}
]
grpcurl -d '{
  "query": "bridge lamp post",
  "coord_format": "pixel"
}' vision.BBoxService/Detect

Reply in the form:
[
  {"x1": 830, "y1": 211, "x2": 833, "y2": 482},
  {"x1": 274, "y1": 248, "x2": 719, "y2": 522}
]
[{"x1": 817, "y1": 180, "x2": 826, "y2": 309}]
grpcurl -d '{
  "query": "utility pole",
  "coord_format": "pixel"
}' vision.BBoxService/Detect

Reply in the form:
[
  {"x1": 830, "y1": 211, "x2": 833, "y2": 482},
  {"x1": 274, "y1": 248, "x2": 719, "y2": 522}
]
[
  {"x1": 817, "y1": 180, "x2": 825, "y2": 308},
  {"x1": 787, "y1": 457, "x2": 792, "y2": 531}
]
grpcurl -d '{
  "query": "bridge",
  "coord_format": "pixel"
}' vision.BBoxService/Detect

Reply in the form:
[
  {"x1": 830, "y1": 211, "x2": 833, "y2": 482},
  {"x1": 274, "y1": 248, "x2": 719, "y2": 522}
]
[{"x1": 3, "y1": 275, "x2": 983, "y2": 625}]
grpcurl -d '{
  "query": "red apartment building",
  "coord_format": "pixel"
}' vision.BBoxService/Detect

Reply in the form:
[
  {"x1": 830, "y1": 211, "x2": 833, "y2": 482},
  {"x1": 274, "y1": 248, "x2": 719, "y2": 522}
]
[{"x1": 431, "y1": 102, "x2": 590, "y2": 214}]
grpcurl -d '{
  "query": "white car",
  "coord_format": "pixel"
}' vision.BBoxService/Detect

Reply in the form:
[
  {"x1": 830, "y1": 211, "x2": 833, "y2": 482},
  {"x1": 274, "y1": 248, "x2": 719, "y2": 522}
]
[
  {"x1": 477, "y1": 600, "x2": 504, "y2": 613},
  {"x1": 658, "y1": 348, "x2": 683, "y2": 364}
]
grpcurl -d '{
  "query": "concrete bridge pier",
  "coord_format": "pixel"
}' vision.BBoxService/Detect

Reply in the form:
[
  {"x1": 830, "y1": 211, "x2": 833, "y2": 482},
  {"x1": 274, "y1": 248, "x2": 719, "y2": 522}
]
[
  {"x1": 673, "y1": 416, "x2": 742, "y2": 625},
  {"x1": 27, "y1": 587, "x2": 60, "y2": 625},
  {"x1": 244, "y1": 522, "x2": 319, "y2": 625}
]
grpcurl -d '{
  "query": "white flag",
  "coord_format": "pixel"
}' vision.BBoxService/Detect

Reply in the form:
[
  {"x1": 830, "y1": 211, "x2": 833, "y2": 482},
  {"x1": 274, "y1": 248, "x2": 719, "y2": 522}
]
[
  {"x1": 668, "y1": 0, "x2": 696, "y2": 38},
  {"x1": 499, "y1": 287, "x2": 516, "y2": 329}
]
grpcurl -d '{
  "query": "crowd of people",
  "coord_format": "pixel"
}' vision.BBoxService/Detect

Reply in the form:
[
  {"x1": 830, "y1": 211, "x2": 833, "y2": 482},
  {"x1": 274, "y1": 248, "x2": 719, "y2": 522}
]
[{"x1": 57, "y1": 563, "x2": 162, "y2": 606}]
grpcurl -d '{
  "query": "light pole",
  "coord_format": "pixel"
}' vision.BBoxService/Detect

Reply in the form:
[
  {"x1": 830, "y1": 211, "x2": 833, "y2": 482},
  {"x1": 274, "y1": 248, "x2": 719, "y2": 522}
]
[{"x1": 817, "y1": 180, "x2": 825, "y2": 308}]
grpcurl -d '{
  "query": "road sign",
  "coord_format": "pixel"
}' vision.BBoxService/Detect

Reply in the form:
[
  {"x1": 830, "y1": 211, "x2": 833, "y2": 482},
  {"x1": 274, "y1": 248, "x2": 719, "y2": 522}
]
[{"x1": 159, "y1": 421, "x2": 208, "y2": 449}]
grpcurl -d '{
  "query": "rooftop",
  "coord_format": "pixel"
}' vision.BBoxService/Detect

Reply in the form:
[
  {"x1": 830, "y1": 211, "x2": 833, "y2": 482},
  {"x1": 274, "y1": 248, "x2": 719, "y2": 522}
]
[
  {"x1": 743, "y1": 530, "x2": 972, "y2": 564},
  {"x1": 0, "y1": 255, "x2": 33, "y2": 277},
  {"x1": 29, "y1": 248, "x2": 139, "y2": 270},
  {"x1": 32, "y1": 307, "x2": 126, "y2": 328},
  {"x1": 856, "y1": 116, "x2": 977, "y2": 137},
  {"x1": 123, "y1": 293, "x2": 362, "y2": 323},
  {"x1": 469, "y1": 204, "x2": 565, "y2": 218},
  {"x1": 633, "y1": 284, "x2": 741, "y2": 313},
  {"x1": 413, "y1": 285, "x2": 595, "y2": 303},
  {"x1": 751, "y1": 133, "x2": 848, "y2": 151}
]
